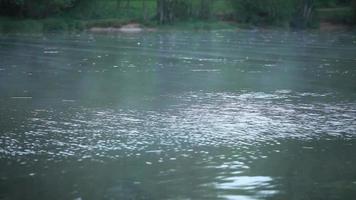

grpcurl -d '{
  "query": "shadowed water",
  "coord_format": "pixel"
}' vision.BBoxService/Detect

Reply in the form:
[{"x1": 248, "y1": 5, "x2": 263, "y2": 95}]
[{"x1": 0, "y1": 30, "x2": 356, "y2": 200}]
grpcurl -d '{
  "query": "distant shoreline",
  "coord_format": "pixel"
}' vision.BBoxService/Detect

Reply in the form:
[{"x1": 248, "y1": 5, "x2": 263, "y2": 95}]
[{"x1": 0, "y1": 18, "x2": 354, "y2": 34}]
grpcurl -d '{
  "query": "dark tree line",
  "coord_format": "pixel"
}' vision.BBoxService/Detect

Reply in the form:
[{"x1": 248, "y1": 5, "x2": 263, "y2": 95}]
[
  {"x1": 0, "y1": 0, "x2": 355, "y2": 27},
  {"x1": 156, "y1": 0, "x2": 212, "y2": 24},
  {"x1": 0, "y1": 0, "x2": 75, "y2": 18},
  {"x1": 0, "y1": 0, "x2": 213, "y2": 23},
  {"x1": 230, "y1": 0, "x2": 355, "y2": 28},
  {"x1": 353, "y1": 0, "x2": 356, "y2": 23},
  {"x1": 293, "y1": 0, "x2": 316, "y2": 28}
]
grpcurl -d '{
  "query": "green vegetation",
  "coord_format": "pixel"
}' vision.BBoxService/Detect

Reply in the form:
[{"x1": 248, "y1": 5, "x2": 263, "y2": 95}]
[
  {"x1": 353, "y1": 0, "x2": 356, "y2": 24},
  {"x1": 230, "y1": 0, "x2": 296, "y2": 27},
  {"x1": 0, "y1": 0, "x2": 355, "y2": 33},
  {"x1": 317, "y1": 7, "x2": 353, "y2": 24}
]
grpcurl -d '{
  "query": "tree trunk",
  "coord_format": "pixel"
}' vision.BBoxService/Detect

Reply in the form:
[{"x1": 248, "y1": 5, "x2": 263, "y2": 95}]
[
  {"x1": 117, "y1": 0, "x2": 122, "y2": 10},
  {"x1": 157, "y1": 0, "x2": 164, "y2": 24},
  {"x1": 352, "y1": 0, "x2": 356, "y2": 24},
  {"x1": 143, "y1": 0, "x2": 148, "y2": 21},
  {"x1": 291, "y1": 0, "x2": 315, "y2": 29},
  {"x1": 199, "y1": 0, "x2": 212, "y2": 19},
  {"x1": 156, "y1": 0, "x2": 175, "y2": 24},
  {"x1": 303, "y1": 0, "x2": 314, "y2": 26}
]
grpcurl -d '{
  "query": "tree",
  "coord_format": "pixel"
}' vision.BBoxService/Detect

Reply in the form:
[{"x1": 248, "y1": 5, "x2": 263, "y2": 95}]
[
  {"x1": 156, "y1": 0, "x2": 191, "y2": 24},
  {"x1": 157, "y1": 0, "x2": 164, "y2": 24},
  {"x1": 291, "y1": 0, "x2": 316, "y2": 28},
  {"x1": 199, "y1": 0, "x2": 212, "y2": 20},
  {"x1": 142, "y1": 0, "x2": 148, "y2": 21},
  {"x1": 230, "y1": 0, "x2": 295, "y2": 26},
  {"x1": 0, "y1": 0, "x2": 75, "y2": 18},
  {"x1": 352, "y1": 0, "x2": 356, "y2": 24},
  {"x1": 117, "y1": 0, "x2": 122, "y2": 10},
  {"x1": 156, "y1": 0, "x2": 173, "y2": 24}
]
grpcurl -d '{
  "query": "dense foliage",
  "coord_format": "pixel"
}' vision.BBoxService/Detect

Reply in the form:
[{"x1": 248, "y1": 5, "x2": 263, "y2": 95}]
[
  {"x1": 0, "y1": 0, "x2": 75, "y2": 18},
  {"x1": 0, "y1": 0, "x2": 355, "y2": 30},
  {"x1": 230, "y1": 0, "x2": 296, "y2": 26},
  {"x1": 156, "y1": 0, "x2": 213, "y2": 24},
  {"x1": 353, "y1": 0, "x2": 356, "y2": 23},
  {"x1": 229, "y1": 0, "x2": 355, "y2": 28},
  {"x1": 316, "y1": 0, "x2": 352, "y2": 7}
]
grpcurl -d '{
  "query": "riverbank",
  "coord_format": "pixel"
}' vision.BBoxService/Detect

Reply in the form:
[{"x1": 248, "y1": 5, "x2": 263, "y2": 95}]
[
  {"x1": 1, "y1": 0, "x2": 355, "y2": 34},
  {"x1": 0, "y1": 16, "x2": 354, "y2": 34},
  {"x1": 0, "y1": 17, "x2": 128, "y2": 33},
  {"x1": 0, "y1": 18, "x2": 245, "y2": 34}
]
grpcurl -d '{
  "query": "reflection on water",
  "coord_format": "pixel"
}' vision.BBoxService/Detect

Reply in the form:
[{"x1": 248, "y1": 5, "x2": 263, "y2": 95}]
[
  {"x1": 1, "y1": 91, "x2": 356, "y2": 159},
  {"x1": 0, "y1": 30, "x2": 356, "y2": 200},
  {"x1": 216, "y1": 176, "x2": 276, "y2": 200}
]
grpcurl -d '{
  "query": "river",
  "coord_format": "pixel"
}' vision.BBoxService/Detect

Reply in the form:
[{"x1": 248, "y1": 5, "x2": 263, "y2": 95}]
[{"x1": 1, "y1": 30, "x2": 356, "y2": 200}]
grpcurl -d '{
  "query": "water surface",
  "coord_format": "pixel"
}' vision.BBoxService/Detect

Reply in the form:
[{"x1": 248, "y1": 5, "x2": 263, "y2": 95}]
[{"x1": 1, "y1": 30, "x2": 356, "y2": 200}]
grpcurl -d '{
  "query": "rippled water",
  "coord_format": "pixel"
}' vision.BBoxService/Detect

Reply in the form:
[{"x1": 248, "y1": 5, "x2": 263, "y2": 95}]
[{"x1": 1, "y1": 30, "x2": 356, "y2": 200}]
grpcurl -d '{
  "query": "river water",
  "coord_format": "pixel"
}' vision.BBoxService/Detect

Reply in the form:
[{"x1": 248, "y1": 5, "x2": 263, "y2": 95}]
[{"x1": 0, "y1": 30, "x2": 356, "y2": 200}]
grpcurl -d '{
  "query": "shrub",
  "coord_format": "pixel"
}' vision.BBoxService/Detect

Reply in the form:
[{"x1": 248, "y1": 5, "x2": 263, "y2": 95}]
[
  {"x1": 85, "y1": 19, "x2": 128, "y2": 28},
  {"x1": 42, "y1": 19, "x2": 68, "y2": 32},
  {"x1": 230, "y1": 0, "x2": 295, "y2": 26},
  {"x1": 0, "y1": 18, "x2": 43, "y2": 33}
]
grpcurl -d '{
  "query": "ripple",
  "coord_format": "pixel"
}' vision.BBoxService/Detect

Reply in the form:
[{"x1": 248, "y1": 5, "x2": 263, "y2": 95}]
[{"x1": 1, "y1": 91, "x2": 355, "y2": 161}]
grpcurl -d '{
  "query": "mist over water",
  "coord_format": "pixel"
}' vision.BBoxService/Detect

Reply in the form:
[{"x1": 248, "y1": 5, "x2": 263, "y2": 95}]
[{"x1": 1, "y1": 30, "x2": 356, "y2": 200}]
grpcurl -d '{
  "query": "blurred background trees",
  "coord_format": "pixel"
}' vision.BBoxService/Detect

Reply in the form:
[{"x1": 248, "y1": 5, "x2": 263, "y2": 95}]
[
  {"x1": 0, "y1": 0, "x2": 355, "y2": 30},
  {"x1": 0, "y1": 0, "x2": 75, "y2": 18},
  {"x1": 353, "y1": 0, "x2": 356, "y2": 23},
  {"x1": 156, "y1": 0, "x2": 212, "y2": 24},
  {"x1": 230, "y1": 0, "x2": 296, "y2": 26}
]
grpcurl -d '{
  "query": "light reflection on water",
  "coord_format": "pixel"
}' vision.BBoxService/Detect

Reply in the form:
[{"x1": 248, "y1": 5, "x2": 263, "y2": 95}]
[
  {"x1": 1, "y1": 91, "x2": 355, "y2": 159},
  {"x1": 216, "y1": 176, "x2": 277, "y2": 200},
  {"x1": 1, "y1": 30, "x2": 356, "y2": 200}
]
